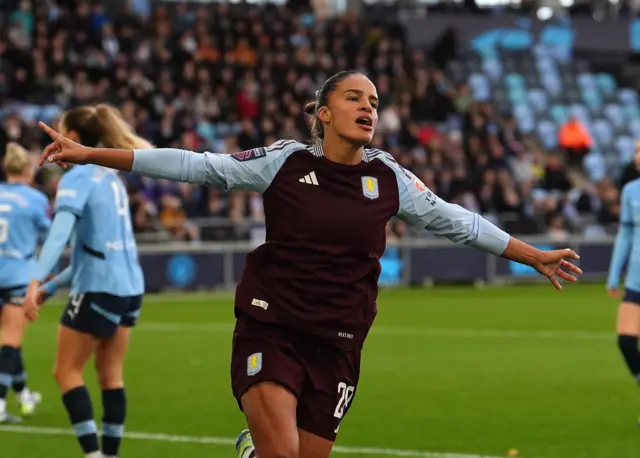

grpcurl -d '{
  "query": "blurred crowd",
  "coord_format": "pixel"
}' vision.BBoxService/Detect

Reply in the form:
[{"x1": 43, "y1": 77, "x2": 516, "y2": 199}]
[{"x1": 0, "y1": 0, "x2": 634, "y2": 243}]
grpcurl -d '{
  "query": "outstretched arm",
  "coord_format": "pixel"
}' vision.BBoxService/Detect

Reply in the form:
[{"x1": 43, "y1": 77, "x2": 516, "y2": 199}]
[
  {"x1": 38, "y1": 122, "x2": 303, "y2": 193},
  {"x1": 391, "y1": 163, "x2": 581, "y2": 290}
]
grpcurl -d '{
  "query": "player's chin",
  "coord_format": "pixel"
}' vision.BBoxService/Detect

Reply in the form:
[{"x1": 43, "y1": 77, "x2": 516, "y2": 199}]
[{"x1": 346, "y1": 128, "x2": 375, "y2": 146}]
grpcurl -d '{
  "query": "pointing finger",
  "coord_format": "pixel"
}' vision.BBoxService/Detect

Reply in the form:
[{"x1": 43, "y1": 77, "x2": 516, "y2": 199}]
[{"x1": 38, "y1": 121, "x2": 61, "y2": 141}]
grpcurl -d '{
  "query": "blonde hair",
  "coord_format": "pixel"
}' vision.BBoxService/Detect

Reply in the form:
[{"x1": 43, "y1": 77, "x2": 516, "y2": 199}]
[
  {"x1": 3, "y1": 142, "x2": 31, "y2": 176},
  {"x1": 60, "y1": 104, "x2": 154, "y2": 150}
]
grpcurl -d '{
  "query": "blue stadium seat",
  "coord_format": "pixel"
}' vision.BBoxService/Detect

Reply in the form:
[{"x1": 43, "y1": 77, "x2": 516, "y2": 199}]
[
  {"x1": 619, "y1": 88, "x2": 638, "y2": 107},
  {"x1": 550, "y1": 104, "x2": 568, "y2": 125},
  {"x1": 623, "y1": 104, "x2": 640, "y2": 121},
  {"x1": 468, "y1": 73, "x2": 491, "y2": 101},
  {"x1": 577, "y1": 73, "x2": 596, "y2": 90},
  {"x1": 592, "y1": 119, "x2": 614, "y2": 148},
  {"x1": 629, "y1": 118, "x2": 640, "y2": 139},
  {"x1": 596, "y1": 74, "x2": 618, "y2": 96},
  {"x1": 541, "y1": 73, "x2": 562, "y2": 97},
  {"x1": 482, "y1": 58, "x2": 503, "y2": 80},
  {"x1": 581, "y1": 89, "x2": 603, "y2": 112},
  {"x1": 583, "y1": 151, "x2": 607, "y2": 182},
  {"x1": 508, "y1": 86, "x2": 528, "y2": 105},
  {"x1": 569, "y1": 103, "x2": 591, "y2": 124},
  {"x1": 527, "y1": 89, "x2": 548, "y2": 113},
  {"x1": 616, "y1": 136, "x2": 636, "y2": 163},
  {"x1": 537, "y1": 121, "x2": 558, "y2": 149},
  {"x1": 514, "y1": 104, "x2": 535, "y2": 134},
  {"x1": 505, "y1": 73, "x2": 525, "y2": 89},
  {"x1": 535, "y1": 58, "x2": 556, "y2": 75},
  {"x1": 603, "y1": 104, "x2": 625, "y2": 129}
]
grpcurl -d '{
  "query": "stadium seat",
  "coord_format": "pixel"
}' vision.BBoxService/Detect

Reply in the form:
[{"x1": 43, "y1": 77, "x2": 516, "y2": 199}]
[
  {"x1": 550, "y1": 104, "x2": 568, "y2": 125},
  {"x1": 569, "y1": 103, "x2": 591, "y2": 124},
  {"x1": 616, "y1": 136, "x2": 636, "y2": 163},
  {"x1": 603, "y1": 104, "x2": 625, "y2": 129},
  {"x1": 505, "y1": 73, "x2": 525, "y2": 89},
  {"x1": 541, "y1": 73, "x2": 562, "y2": 96},
  {"x1": 583, "y1": 151, "x2": 607, "y2": 182},
  {"x1": 592, "y1": 119, "x2": 614, "y2": 148},
  {"x1": 596, "y1": 74, "x2": 618, "y2": 96},
  {"x1": 623, "y1": 104, "x2": 640, "y2": 121},
  {"x1": 577, "y1": 73, "x2": 597, "y2": 90},
  {"x1": 527, "y1": 89, "x2": 548, "y2": 113},
  {"x1": 619, "y1": 88, "x2": 638, "y2": 107},
  {"x1": 508, "y1": 87, "x2": 528, "y2": 105},
  {"x1": 536, "y1": 120, "x2": 558, "y2": 149},
  {"x1": 469, "y1": 73, "x2": 491, "y2": 101},
  {"x1": 628, "y1": 118, "x2": 640, "y2": 139},
  {"x1": 482, "y1": 58, "x2": 503, "y2": 80}
]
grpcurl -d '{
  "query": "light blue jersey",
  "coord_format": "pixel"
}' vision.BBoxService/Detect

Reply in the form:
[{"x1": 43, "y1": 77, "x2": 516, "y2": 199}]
[
  {"x1": 54, "y1": 165, "x2": 144, "y2": 296},
  {"x1": 608, "y1": 178, "x2": 640, "y2": 292},
  {"x1": 0, "y1": 183, "x2": 50, "y2": 288}
]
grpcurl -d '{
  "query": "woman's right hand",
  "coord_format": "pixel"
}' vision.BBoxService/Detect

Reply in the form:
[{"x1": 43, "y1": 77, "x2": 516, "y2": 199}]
[{"x1": 38, "y1": 121, "x2": 92, "y2": 167}]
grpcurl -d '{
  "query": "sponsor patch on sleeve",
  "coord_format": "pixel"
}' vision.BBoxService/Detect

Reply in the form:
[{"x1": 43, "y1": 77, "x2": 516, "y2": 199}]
[{"x1": 230, "y1": 148, "x2": 267, "y2": 162}]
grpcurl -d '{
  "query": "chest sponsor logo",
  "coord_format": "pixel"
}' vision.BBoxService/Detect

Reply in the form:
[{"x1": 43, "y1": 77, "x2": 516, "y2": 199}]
[{"x1": 361, "y1": 176, "x2": 379, "y2": 200}]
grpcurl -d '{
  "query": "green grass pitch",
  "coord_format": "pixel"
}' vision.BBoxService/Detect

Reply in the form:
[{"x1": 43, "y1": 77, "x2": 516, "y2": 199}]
[{"x1": 1, "y1": 283, "x2": 640, "y2": 458}]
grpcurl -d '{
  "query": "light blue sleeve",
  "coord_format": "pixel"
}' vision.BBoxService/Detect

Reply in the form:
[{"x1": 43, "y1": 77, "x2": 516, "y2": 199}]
[
  {"x1": 607, "y1": 185, "x2": 633, "y2": 289},
  {"x1": 41, "y1": 266, "x2": 73, "y2": 298},
  {"x1": 35, "y1": 211, "x2": 77, "y2": 282},
  {"x1": 385, "y1": 157, "x2": 510, "y2": 256},
  {"x1": 132, "y1": 139, "x2": 304, "y2": 193},
  {"x1": 34, "y1": 194, "x2": 51, "y2": 241},
  {"x1": 54, "y1": 265, "x2": 73, "y2": 287},
  {"x1": 54, "y1": 170, "x2": 94, "y2": 217}
]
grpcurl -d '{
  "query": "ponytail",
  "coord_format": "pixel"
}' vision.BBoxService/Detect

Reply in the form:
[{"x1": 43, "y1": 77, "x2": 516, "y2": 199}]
[{"x1": 94, "y1": 104, "x2": 154, "y2": 150}]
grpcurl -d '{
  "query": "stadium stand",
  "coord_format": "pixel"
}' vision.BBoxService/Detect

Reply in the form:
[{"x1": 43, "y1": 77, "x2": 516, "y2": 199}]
[{"x1": 0, "y1": 0, "x2": 635, "y2": 242}]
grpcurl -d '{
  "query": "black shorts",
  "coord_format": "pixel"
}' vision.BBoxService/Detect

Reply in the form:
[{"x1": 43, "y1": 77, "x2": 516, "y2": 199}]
[
  {"x1": 0, "y1": 285, "x2": 27, "y2": 309},
  {"x1": 624, "y1": 288, "x2": 640, "y2": 305},
  {"x1": 230, "y1": 312, "x2": 361, "y2": 442},
  {"x1": 61, "y1": 293, "x2": 143, "y2": 339}
]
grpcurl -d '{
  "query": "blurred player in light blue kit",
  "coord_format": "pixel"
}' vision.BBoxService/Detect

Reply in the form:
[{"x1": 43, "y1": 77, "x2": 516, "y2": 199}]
[
  {"x1": 607, "y1": 145, "x2": 640, "y2": 423},
  {"x1": 23, "y1": 105, "x2": 150, "y2": 458},
  {"x1": 0, "y1": 142, "x2": 50, "y2": 423}
]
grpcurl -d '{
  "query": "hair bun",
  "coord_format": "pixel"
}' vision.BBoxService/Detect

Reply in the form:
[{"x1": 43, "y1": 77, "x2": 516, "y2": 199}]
[{"x1": 303, "y1": 101, "x2": 317, "y2": 115}]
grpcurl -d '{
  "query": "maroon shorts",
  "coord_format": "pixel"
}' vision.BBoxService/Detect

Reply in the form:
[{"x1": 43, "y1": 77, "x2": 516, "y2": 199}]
[{"x1": 230, "y1": 312, "x2": 361, "y2": 442}]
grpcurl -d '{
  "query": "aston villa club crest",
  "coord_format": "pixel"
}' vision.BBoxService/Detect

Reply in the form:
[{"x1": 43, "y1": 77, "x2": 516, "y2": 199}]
[{"x1": 361, "y1": 176, "x2": 379, "y2": 200}]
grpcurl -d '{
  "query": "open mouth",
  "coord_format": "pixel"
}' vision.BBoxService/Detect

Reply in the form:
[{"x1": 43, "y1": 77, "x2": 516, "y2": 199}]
[{"x1": 355, "y1": 117, "x2": 373, "y2": 130}]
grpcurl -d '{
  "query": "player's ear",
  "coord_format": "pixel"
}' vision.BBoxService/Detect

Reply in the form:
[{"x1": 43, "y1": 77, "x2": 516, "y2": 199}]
[{"x1": 317, "y1": 106, "x2": 331, "y2": 124}]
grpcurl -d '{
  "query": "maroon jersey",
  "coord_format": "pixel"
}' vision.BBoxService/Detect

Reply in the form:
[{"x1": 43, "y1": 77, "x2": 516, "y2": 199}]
[
  {"x1": 212, "y1": 140, "x2": 498, "y2": 350},
  {"x1": 132, "y1": 139, "x2": 510, "y2": 350}
]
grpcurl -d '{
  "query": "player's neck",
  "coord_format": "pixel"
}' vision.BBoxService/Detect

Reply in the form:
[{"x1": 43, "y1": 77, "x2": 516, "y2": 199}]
[
  {"x1": 6, "y1": 176, "x2": 26, "y2": 185},
  {"x1": 321, "y1": 135, "x2": 363, "y2": 166}
]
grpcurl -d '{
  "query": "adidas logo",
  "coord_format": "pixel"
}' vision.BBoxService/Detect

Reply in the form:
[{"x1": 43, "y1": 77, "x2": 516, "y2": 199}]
[{"x1": 299, "y1": 171, "x2": 319, "y2": 186}]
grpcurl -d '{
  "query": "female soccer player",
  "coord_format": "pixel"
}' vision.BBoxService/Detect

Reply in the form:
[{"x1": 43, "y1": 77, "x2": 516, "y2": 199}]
[
  {"x1": 607, "y1": 146, "x2": 640, "y2": 405},
  {"x1": 35, "y1": 72, "x2": 582, "y2": 458},
  {"x1": 23, "y1": 104, "x2": 149, "y2": 458},
  {"x1": 0, "y1": 142, "x2": 49, "y2": 423}
]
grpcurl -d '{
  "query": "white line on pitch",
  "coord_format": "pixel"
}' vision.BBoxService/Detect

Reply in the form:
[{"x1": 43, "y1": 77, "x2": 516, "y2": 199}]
[
  {"x1": 134, "y1": 322, "x2": 611, "y2": 341},
  {"x1": 0, "y1": 425, "x2": 508, "y2": 458}
]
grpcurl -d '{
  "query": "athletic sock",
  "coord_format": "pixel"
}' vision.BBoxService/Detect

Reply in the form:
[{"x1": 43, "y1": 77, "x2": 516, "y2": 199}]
[
  {"x1": 618, "y1": 334, "x2": 640, "y2": 382},
  {"x1": 62, "y1": 386, "x2": 100, "y2": 455},
  {"x1": 0, "y1": 346, "x2": 18, "y2": 410},
  {"x1": 101, "y1": 388, "x2": 126, "y2": 457}
]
